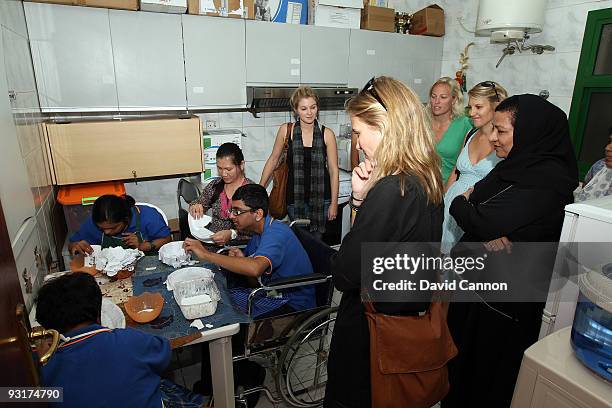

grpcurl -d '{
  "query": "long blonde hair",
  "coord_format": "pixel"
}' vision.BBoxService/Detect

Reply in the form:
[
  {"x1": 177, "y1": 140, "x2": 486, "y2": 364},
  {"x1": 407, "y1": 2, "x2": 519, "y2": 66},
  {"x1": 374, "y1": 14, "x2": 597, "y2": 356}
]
[
  {"x1": 346, "y1": 77, "x2": 443, "y2": 205},
  {"x1": 427, "y1": 77, "x2": 465, "y2": 120}
]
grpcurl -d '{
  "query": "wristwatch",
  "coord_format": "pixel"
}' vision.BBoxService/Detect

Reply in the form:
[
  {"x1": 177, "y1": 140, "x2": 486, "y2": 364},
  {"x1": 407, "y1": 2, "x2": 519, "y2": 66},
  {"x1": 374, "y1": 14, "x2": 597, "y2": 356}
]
[{"x1": 149, "y1": 242, "x2": 157, "y2": 252}]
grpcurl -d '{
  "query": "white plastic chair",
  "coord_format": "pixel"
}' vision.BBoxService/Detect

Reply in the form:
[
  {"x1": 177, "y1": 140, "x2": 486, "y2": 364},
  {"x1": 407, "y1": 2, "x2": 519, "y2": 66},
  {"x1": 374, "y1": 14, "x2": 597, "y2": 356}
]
[{"x1": 135, "y1": 202, "x2": 168, "y2": 225}]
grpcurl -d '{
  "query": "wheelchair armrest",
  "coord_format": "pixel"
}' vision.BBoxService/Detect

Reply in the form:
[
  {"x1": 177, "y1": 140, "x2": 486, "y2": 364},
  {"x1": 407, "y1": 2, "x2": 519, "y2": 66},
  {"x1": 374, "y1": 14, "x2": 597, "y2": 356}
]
[{"x1": 259, "y1": 273, "x2": 331, "y2": 291}]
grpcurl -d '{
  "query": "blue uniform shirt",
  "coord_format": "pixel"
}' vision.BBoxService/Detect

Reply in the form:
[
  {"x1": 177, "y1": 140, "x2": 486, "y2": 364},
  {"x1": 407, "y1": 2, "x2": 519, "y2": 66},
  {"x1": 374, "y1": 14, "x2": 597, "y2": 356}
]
[
  {"x1": 69, "y1": 206, "x2": 171, "y2": 244},
  {"x1": 244, "y1": 215, "x2": 316, "y2": 311},
  {"x1": 41, "y1": 324, "x2": 170, "y2": 408}
]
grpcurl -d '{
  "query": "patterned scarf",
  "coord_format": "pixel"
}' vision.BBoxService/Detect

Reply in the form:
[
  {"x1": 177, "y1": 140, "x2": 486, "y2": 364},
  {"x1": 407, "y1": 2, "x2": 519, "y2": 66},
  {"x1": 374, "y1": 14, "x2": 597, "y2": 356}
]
[{"x1": 292, "y1": 120, "x2": 326, "y2": 233}]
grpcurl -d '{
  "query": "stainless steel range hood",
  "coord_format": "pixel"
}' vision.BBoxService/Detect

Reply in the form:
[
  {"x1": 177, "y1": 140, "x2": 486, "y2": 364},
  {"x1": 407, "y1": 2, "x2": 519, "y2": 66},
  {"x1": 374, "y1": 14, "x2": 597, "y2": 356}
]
[{"x1": 247, "y1": 87, "x2": 358, "y2": 114}]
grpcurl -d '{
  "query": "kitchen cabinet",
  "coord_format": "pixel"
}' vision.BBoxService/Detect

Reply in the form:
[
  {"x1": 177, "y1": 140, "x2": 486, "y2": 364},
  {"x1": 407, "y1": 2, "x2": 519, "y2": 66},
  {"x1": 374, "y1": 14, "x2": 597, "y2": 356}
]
[
  {"x1": 392, "y1": 34, "x2": 443, "y2": 102},
  {"x1": 44, "y1": 117, "x2": 202, "y2": 185},
  {"x1": 348, "y1": 29, "x2": 397, "y2": 89},
  {"x1": 300, "y1": 25, "x2": 350, "y2": 85},
  {"x1": 109, "y1": 10, "x2": 186, "y2": 110},
  {"x1": 183, "y1": 15, "x2": 246, "y2": 109},
  {"x1": 24, "y1": 2, "x2": 119, "y2": 112},
  {"x1": 246, "y1": 20, "x2": 301, "y2": 85}
]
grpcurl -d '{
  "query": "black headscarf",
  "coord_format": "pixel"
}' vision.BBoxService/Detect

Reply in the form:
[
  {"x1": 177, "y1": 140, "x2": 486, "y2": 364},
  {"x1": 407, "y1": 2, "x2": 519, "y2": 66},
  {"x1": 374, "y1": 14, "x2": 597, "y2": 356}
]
[{"x1": 470, "y1": 94, "x2": 578, "y2": 204}]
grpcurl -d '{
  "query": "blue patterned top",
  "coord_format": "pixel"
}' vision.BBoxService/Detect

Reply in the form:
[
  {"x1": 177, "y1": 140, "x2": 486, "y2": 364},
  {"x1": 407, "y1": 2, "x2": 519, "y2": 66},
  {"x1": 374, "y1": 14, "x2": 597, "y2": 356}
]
[{"x1": 441, "y1": 130, "x2": 502, "y2": 254}]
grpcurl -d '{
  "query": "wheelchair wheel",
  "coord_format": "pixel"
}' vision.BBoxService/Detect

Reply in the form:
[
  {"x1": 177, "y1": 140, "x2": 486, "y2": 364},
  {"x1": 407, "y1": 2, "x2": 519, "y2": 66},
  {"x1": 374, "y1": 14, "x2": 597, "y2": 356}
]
[{"x1": 276, "y1": 307, "x2": 338, "y2": 407}]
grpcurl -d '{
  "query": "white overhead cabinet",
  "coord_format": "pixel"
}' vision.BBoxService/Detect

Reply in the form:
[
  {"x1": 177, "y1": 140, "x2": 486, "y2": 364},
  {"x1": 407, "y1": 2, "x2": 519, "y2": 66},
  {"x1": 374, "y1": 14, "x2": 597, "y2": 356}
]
[
  {"x1": 300, "y1": 25, "x2": 350, "y2": 85},
  {"x1": 392, "y1": 35, "x2": 443, "y2": 102},
  {"x1": 182, "y1": 15, "x2": 246, "y2": 109},
  {"x1": 246, "y1": 20, "x2": 301, "y2": 85},
  {"x1": 109, "y1": 10, "x2": 186, "y2": 110},
  {"x1": 348, "y1": 29, "x2": 397, "y2": 89},
  {"x1": 25, "y1": 3, "x2": 119, "y2": 112}
]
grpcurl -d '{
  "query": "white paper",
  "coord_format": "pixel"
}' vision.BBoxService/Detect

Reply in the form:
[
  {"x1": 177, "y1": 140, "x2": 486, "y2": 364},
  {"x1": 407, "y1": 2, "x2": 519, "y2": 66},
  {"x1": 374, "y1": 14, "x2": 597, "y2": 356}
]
[
  {"x1": 180, "y1": 294, "x2": 212, "y2": 306},
  {"x1": 291, "y1": 69, "x2": 300, "y2": 76},
  {"x1": 290, "y1": 58, "x2": 300, "y2": 65},
  {"x1": 190, "y1": 319, "x2": 205, "y2": 329},
  {"x1": 413, "y1": 78, "x2": 423, "y2": 84},
  {"x1": 366, "y1": 49, "x2": 376, "y2": 56},
  {"x1": 286, "y1": 2, "x2": 302, "y2": 24},
  {"x1": 193, "y1": 87, "x2": 204, "y2": 94}
]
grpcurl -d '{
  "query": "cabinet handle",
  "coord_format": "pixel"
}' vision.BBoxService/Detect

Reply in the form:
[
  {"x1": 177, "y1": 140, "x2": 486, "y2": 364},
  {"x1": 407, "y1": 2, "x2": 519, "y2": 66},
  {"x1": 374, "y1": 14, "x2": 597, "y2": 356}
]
[{"x1": 132, "y1": 170, "x2": 138, "y2": 185}]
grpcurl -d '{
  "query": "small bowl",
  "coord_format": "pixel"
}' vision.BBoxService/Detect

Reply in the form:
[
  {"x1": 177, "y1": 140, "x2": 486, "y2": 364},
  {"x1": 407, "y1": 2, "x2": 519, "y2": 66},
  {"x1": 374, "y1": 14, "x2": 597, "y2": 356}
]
[{"x1": 124, "y1": 292, "x2": 164, "y2": 323}]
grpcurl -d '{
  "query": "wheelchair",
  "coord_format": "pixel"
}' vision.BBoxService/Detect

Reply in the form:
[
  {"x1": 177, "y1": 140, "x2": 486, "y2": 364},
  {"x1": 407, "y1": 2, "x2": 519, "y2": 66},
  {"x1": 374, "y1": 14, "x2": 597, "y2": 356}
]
[{"x1": 227, "y1": 220, "x2": 339, "y2": 408}]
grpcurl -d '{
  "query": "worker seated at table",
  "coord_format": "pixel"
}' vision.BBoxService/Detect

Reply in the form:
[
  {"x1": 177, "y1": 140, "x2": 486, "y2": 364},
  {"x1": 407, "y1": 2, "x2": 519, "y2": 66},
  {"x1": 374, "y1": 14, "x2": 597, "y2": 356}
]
[
  {"x1": 68, "y1": 194, "x2": 171, "y2": 256},
  {"x1": 184, "y1": 183, "x2": 316, "y2": 313},
  {"x1": 35, "y1": 273, "x2": 207, "y2": 408}
]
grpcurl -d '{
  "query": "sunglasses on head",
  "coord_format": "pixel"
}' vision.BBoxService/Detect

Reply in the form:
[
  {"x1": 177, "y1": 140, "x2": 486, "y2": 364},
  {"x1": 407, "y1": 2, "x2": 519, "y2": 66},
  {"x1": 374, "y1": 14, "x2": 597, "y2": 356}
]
[
  {"x1": 479, "y1": 81, "x2": 500, "y2": 102},
  {"x1": 361, "y1": 77, "x2": 387, "y2": 111}
]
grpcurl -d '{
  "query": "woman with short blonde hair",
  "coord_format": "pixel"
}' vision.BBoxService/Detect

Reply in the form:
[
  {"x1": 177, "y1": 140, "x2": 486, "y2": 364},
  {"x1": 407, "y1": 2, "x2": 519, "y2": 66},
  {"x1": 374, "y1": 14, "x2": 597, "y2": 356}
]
[
  {"x1": 428, "y1": 77, "x2": 473, "y2": 184},
  {"x1": 325, "y1": 77, "x2": 446, "y2": 408}
]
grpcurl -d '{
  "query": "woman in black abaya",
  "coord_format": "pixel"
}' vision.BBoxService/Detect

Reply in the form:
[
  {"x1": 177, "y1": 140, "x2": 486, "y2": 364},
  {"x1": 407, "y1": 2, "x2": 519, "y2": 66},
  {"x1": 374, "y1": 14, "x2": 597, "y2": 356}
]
[{"x1": 442, "y1": 94, "x2": 578, "y2": 407}]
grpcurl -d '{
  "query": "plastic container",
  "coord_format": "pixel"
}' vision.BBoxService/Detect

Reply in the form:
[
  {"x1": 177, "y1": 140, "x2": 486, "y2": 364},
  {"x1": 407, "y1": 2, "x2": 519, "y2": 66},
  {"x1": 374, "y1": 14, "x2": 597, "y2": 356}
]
[
  {"x1": 570, "y1": 263, "x2": 612, "y2": 381},
  {"x1": 57, "y1": 182, "x2": 126, "y2": 236},
  {"x1": 166, "y1": 266, "x2": 214, "y2": 291},
  {"x1": 173, "y1": 277, "x2": 220, "y2": 320}
]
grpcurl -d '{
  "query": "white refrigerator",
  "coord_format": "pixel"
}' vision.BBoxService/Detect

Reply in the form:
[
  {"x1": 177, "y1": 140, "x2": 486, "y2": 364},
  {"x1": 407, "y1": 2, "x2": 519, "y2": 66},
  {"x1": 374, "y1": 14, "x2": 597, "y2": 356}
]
[{"x1": 539, "y1": 195, "x2": 612, "y2": 339}]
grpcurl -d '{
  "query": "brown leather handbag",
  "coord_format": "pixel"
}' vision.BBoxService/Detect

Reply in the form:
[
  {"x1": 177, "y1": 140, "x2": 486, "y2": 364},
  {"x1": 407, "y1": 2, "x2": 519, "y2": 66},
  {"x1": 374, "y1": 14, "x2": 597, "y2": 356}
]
[
  {"x1": 268, "y1": 123, "x2": 292, "y2": 219},
  {"x1": 364, "y1": 300, "x2": 458, "y2": 408}
]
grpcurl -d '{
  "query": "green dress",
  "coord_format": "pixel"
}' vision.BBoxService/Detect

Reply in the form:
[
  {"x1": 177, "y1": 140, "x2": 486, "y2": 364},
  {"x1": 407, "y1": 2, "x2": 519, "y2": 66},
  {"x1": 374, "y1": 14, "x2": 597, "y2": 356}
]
[{"x1": 435, "y1": 116, "x2": 473, "y2": 183}]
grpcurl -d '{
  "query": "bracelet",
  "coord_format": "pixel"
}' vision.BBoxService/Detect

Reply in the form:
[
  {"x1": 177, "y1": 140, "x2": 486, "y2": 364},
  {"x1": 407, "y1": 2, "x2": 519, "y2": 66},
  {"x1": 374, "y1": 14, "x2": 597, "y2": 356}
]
[
  {"x1": 350, "y1": 193, "x2": 364, "y2": 202},
  {"x1": 149, "y1": 242, "x2": 156, "y2": 252},
  {"x1": 349, "y1": 198, "x2": 360, "y2": 212}
]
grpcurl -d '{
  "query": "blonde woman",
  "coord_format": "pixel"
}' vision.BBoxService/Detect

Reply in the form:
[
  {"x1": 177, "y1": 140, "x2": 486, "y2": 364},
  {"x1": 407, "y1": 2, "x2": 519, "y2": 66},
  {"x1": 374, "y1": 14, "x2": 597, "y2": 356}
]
[
  {"x1": 324, "y1": 77, "x2": 445, "y2": 408},
  {"x1": 441, "y1": 81, "x2": 508, "y2": 254},
  {"x1": 260, "y1": 86, "x2": 339, "y2": 236},
  {"x1": 428, "y1": 77, "x2": 473, "y2": 183}
]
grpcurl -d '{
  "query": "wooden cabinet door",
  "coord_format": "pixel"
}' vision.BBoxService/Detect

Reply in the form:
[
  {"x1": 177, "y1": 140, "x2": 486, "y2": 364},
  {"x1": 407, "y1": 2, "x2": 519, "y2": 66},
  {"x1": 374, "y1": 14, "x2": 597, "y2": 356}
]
[{"x1": 46, "y1": 118, "x2": 202, "y2": 185}]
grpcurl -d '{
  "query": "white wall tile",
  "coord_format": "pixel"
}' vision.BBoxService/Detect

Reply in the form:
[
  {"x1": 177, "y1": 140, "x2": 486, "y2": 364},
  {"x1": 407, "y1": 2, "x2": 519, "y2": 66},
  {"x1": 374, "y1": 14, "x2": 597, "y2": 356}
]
[
  {"x1": 245, "y1": 160, "x2": 265, "y2": 183},
  {"x1": 218, "y1": 111, "x2": 243, "y2": 129},
  {"x1": 264, "y1": 111, "x2": 289, "y2": 127},
  {"x1": 264, "y1": 125, "x2": 279, "y2": 154},
  {"x1": 320, "y1": 111, "x2": 337, "y2": 125},
  {"x1": 547, "y1": 96, "x2": 573, "y2": 115},
  {"x1": 243, "y1": 126, "x2": 269, "y2": 161},
  {"x1": 243, "y1": 111, "x2": 265, "y2": 127},
  {"x1": 441, "y1": 0, "x2": 607, "y2": 99}
]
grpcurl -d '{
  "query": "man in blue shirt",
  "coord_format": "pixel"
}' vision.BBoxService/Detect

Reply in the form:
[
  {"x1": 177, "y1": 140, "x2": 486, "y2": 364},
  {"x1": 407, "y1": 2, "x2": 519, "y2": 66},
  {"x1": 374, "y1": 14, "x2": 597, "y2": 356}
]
[
  {"x1": 184, "y1": 183, "x2": 315, "y2": 312},
  {"x1": 35, "y1": 273, "x2": 205, "y2": 408}
]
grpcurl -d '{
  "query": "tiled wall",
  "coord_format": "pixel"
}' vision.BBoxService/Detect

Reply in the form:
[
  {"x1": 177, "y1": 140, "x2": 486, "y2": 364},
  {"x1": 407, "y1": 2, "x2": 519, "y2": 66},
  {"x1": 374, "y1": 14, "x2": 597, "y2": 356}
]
[
  {"x1": 125, "y1": 110, "x2": 350, "y2": 220},
  {"x1": 1, "y1": 0, "x2": 57, "y2": 306},
  {"x1": 388, "y1": 0, "x2": 612, "y2": 115}
]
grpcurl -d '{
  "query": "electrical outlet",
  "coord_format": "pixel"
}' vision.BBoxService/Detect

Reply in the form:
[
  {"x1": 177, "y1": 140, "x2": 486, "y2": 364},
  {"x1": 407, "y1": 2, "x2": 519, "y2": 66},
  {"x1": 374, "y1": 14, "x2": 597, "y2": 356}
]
[{"x1": 205, "y1": 120, "x2": 219, "y2": 130}]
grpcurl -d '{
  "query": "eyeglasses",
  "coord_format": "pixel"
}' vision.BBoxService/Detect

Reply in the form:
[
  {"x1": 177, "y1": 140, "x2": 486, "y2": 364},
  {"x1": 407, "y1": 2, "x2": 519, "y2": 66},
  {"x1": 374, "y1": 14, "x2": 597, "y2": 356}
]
[
  {"x1": 229, "y1": 207, "x2": 256, "y2": 216},
  {"x1": 361, "y1": 77, "x2": 387, "y2": 111},
  {"x1": 479, "y1": 81, "x2": 500, "y2": 102}
]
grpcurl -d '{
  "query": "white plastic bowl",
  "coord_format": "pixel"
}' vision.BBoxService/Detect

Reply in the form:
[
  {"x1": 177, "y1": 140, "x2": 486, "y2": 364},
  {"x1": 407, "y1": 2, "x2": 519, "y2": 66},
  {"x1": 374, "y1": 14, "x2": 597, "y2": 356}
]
[
  {"x1": 188, "y1": 213, "x2": 214, "y2": 242},
  {"x1": 158, "y1": 241, "x2": 191, "y2": 268}
]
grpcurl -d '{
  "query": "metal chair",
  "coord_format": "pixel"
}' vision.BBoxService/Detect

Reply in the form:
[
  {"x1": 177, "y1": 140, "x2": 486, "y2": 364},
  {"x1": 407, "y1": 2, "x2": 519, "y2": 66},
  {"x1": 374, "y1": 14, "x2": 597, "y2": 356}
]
[{"x1": 177, "y1": 178, "x2": 201, "y2": 240}]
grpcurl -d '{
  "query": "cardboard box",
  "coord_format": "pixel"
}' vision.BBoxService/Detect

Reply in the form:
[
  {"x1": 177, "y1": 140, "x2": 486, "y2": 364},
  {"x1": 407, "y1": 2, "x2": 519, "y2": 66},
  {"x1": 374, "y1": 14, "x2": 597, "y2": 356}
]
[
  {"x1": 140, "y1": 0, "x2": 187, "y2": 13},
  {"x1": 251, "y1": 0, "x2": 308, "y2": 24},
  {"x1": 364, "y1": 0, "x2": 386, "y2": 7},
  {"x1": 361, "y1": 5, "x2": 394, "y2": 32},
  {"x1": 409, "y1": 4, "x2": 444, "y2": 36},
  {"x1": 25, "y1": 0, "x2": 138, "y2": 10},
  {"x1": 188, "y1": 0, "x2": 254, "y2": 19},
  {"x1": 309, "y1": 0, "x2": 362, "y2": 29}
]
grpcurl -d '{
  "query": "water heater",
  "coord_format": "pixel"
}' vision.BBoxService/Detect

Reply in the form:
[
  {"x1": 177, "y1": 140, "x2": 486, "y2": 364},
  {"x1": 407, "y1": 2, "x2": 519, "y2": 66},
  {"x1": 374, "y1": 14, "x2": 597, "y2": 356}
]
[{"x1": 476, "y1": 0, "x2": 547, "y2": 42}]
